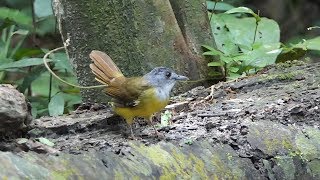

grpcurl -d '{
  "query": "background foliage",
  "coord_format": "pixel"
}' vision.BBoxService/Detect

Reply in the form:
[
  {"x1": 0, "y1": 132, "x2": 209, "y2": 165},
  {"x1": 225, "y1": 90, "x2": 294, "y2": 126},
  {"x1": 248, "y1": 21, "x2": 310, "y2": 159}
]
[
  {"x1": 204, "y1": 1, "x2": 320, "y2": 80},
  {"x1": 0, "y1": 0, "x2": 81, "y2": 118}
]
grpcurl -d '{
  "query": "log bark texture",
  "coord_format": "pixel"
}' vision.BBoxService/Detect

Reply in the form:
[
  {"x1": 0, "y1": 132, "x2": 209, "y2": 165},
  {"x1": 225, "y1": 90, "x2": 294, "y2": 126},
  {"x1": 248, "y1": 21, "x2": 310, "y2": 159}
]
[{"x1": 53, "y1": 0, "x2": 215, "y2": 103}]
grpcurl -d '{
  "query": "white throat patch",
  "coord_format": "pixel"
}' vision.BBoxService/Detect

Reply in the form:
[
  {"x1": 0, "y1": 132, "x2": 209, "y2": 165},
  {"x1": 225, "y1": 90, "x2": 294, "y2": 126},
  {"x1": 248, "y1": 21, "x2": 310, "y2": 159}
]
[{"x1": 155, "y1": 83, "x2": 175, "y2": 100}]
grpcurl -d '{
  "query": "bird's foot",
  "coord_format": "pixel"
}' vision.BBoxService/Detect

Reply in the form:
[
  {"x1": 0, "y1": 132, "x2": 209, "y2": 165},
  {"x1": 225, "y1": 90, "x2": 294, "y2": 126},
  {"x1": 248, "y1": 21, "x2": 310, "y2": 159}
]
[
  {"x1": 152, "y1": 130, "x2": 165, "y2": 139},
  {"x1": 128, "y1": 135, "x2": 142, "y2": 140}
]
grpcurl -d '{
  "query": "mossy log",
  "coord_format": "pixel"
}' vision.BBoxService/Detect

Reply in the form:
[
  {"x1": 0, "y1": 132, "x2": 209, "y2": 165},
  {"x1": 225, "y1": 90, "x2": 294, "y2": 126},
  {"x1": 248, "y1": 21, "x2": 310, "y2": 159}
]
[{"x1": 1, "y1": 142, "x2": 261, "y2": 179}]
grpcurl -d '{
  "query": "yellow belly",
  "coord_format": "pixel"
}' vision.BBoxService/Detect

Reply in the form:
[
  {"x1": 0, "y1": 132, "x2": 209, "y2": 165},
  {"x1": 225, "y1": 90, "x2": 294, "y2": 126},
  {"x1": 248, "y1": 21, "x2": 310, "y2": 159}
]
[{"x1": 114, "y1": 88, "x2": 169, "y2": 124}]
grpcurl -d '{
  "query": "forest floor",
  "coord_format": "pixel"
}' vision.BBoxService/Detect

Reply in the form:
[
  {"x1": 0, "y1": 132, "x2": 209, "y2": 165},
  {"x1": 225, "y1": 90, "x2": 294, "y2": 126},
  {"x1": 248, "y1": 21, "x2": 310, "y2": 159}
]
[
  {"x1": 2, "y1": 61, "x2": 319, "y2": 178},
  {"x1": 27, "y1": 61, "x2": 319, "y2": 156}
]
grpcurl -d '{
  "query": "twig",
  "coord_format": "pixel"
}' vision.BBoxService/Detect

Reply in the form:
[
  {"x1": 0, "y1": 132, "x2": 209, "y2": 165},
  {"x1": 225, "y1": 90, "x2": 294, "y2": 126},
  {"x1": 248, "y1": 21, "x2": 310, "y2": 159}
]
[{"x1": 43, "y1": 46, "x2": 107, "y2": 89}]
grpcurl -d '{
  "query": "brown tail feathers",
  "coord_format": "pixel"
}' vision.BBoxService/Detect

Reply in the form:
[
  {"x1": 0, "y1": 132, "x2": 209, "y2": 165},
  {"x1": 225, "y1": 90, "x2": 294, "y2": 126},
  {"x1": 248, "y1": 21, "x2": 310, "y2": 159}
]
[{"x1": 89, "y1": 50, "x2": 125, "y2": 86}]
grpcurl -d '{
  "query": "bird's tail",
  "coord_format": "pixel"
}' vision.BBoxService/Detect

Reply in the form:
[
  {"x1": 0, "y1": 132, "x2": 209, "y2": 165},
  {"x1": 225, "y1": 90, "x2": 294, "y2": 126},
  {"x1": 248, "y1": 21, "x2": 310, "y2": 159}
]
[{"x1": 89, "y1": 50, "x2": 125, "y2": 86}]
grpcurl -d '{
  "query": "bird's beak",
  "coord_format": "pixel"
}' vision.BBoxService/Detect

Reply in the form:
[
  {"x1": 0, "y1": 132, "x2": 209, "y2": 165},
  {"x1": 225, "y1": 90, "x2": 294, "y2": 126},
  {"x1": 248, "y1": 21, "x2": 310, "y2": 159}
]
[{"x1": 173, "y1": 73, "x2": 189, "y2": 81}]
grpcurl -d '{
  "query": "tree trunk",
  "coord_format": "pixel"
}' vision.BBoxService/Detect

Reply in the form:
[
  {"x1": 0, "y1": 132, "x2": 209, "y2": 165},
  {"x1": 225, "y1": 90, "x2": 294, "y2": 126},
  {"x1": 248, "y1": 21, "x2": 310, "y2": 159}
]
[{"x1": 53, "y1": 0, "x2": 215, "y2": 103}]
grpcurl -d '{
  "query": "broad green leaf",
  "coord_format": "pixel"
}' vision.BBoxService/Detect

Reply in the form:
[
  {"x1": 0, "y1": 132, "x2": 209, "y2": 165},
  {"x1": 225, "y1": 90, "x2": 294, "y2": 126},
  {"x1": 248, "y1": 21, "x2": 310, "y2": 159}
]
[
  {"x1": 17, "y1": 66, "x2": 47, "y2": 93},
  {"x1": 229, "y1": 66, "x2": 240, "y2": 73},
  {"x1": 225, "y1": 7, "x2": 260, "y2": 21},
  {"x1": 37, "y1": 137, "x2": 55, "y2": 147},
  {"x1": 34, "y1": 0, "x2": 53, "y2": 18},
  {"x1": 206, "y1": 1, "x2": 235, "y2": 11},
  {"x1": 52, "y1": 52, "x2": 74, "y2": 73},
  {"x1": 36, "y1": 16, "x2": 56, "y2": 36},
  {"x1": 0, "y1": 7, "x2": 32, "y2": 27},
  {"x1": 221, "y1": 15, "x2": 256, "y2": 51},
  {"x1": 202, "y1": 45, "x2": 218, "y2": 52},
  {"x1": 304, "y1": 37, "x2": 320, "y2": 51},
  {"x1": 48, "y1": 93, "x2": 65, "y2": 116},
  {"x1": 0, "y1": 18, "x2": 16, "y2": 31},
  {"x1": 208, "y1": 61, "x2": 223, "y2": 67},
  {"x1": 0, "y1": 58, "x2": 52, "y2": 70},
  {"x1": 221, "y1": 16, "x2": 280, "y2": 53},
  {"x1": 13, "y1": 48, "x2": 44, "y2": 60},
  {"x1": 210, "y1": 13, "x2": 238, "y2": 55},
  {"x1": 234, "y1": 43, "x2": 282, "y2": 68},
  {"x1": 220, "y1": 55, "x2": 233, "y2": 64},
  {"x1": 203, "y1": 51, "x2": 217, "y2": 56},
  {"x1": 255, "y1": 18, "x2": 280, "y2": 44}
]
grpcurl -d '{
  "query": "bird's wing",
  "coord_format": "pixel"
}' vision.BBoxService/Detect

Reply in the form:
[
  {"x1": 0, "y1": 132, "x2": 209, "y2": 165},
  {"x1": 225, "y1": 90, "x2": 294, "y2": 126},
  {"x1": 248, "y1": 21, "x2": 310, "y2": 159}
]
[{"x1": 107, "y1": 77, "x2": 152, "y2": 107}]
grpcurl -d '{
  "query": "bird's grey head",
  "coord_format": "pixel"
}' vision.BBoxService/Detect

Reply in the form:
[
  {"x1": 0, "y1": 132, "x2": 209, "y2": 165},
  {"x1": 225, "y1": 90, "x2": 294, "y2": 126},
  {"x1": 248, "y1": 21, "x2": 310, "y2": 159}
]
[{"x1": 144, "y1": 67, "x2": 188, "y2": 92}]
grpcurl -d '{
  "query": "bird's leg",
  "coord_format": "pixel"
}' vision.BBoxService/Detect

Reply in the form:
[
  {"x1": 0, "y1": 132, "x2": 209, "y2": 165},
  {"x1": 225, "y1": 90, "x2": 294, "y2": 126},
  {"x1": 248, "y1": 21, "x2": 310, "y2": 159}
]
[
  {"x1": 129, "y1": 123, "x2": 135, "y2": 139},
  {"x1": 125, "y1": 118, "x2": 137, "y2": 140},
  {"x1": 149, "y1": 116, "x2": 159, "y2": 136}
]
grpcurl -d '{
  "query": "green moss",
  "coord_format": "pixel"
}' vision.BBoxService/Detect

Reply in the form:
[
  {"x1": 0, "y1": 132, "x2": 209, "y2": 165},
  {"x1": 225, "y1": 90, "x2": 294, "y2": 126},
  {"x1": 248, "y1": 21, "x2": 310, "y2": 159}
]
[
  {"x1": 50, "y1": 157, "x2": 83, "y2": 180},
  {"x1": 309, "y1": 159, "x2": 320, "y2": 176},
  {"x1": 132, "y1": 143, "x2": 213, "y2": 179},
  {"x1": 274, "y1": 156, "x2": 295, "y2": 180},
  {"x1": 295, "y1": 130, "x2": 320, "y2": 161},
  {"x1": 264, "y1": 72, "x2": 296, "y2": 81},
  {"x1": 189, "y1": 154, "x2": 207, "y2": 179},
  {"x1": 210, "y1": 154, "x2": 243, "y2": 179},
  {"x1": 114, "y1": 171, "x2": 124, "y2": 180},
  {"x1": 52, "y1": 168, "x2": 79, "y2": 180}
]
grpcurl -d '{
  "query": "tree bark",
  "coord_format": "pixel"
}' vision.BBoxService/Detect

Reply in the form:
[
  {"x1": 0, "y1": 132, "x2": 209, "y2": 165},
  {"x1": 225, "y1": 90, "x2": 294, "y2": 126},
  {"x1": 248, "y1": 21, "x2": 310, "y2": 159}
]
[{"x1": 53, "y1": 0, "x2": 215, "y2": 103}]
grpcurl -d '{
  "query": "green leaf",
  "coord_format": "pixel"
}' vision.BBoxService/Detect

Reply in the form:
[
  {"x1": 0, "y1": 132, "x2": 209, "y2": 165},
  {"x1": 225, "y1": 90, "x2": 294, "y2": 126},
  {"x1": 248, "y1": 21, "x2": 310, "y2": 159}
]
[
  {"x1": 34, "y1": 0, "x2": 53, "y2": 18},
  {"x1": 0, "y1": 7, "x2": 32, "y2": 27},
  {"x1": 229, "y1": 66, "x2": 240, "y2": 73},
  {"x1": 208, "y1": 71, "x2": 223, "y2": 77},
  {"x1": 0, "y1": 18, "x2": 16, "y2": 31},
  {"x1": 48, "y1": 93, "x2": 65, "y2": 116},
  {"x1": 52, "y1": 52, "x2": 74, "y2": 73},
  {"x1": 255, "y1": 18, "x2": 280, "y2": 44},
  {"x1": 220, "y1": 56, "x2": 233, "y2": 64},
  {"x1": 206, "y1": 1, "x2": 235, "y2": 11},
  {"x1": 0, "y1": 58, "x2": 52, "y2": 70},
  {"x1": 209, "y1": 13, "x2": 239, "y2": 55},
  {"x1": 219, "y1": 14, "x2": 255, "y2": 50},
  {"x1": 35, "y1": 15, "x2": 56, "y2": 36},
  {"x1": 304, "y1": 37, "x2": 320, "y2": 51},
  {"x1": 12, "y1": 29, "x2": 29, "y2": 36},
  {"x1": 225, "y1": 7, "x2": 260, "y2": 21},
  {"x1": 202, "y1": 45, "x2": 218, "y2": 52},
  {"x1": 13, "y1": 48, "x2": 44, "y2": 60},
  {"x1": 202, "y1": 49, "x2": 223, "y2": 56},
  {"x1": 17, "y1": 66, "x2": 47, "y2": 93},
  {"x1": 208, "y1": 61, "x2": 223, "y2": 67},
  {"x1": 37, "y1": 137, "x2": 55, "y2": 147},
  {"x1": 234, "y1": 43, "x2": 282, "y2": 68},
  {"x1": 221, "y1": 16, "x2": 280, "y2": 53},
  {"x1": 161, "y1": 110, "x2": 172, "y2": 126}
]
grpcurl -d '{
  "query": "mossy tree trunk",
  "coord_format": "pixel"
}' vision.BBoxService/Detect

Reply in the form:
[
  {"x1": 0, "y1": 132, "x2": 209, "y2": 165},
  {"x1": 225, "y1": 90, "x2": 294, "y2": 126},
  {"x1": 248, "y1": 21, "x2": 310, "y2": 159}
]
[{"x1": 53, "y1": 0, "x2": 216, "y2": 103}]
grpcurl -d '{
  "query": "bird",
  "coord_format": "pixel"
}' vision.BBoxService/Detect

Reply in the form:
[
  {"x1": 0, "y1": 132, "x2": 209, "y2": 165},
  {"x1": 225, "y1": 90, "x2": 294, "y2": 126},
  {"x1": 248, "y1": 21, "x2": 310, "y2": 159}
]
[{"x1": 89, "y1": 50, "x2": 188, "y2": 138}]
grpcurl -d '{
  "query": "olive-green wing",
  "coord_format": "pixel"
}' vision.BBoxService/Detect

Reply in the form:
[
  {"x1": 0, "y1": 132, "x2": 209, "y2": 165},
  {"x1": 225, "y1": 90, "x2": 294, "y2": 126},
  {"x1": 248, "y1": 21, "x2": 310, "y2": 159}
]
[{"x1": 106, "y1": 77, "x2": 152, "y2": 107}]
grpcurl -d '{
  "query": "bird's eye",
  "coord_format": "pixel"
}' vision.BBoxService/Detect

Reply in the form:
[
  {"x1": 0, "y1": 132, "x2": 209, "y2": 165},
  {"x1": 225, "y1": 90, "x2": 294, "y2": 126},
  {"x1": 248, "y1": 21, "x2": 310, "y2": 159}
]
[{"x1": 165, "y1": 72, "x2": 171, "y2": 78}]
